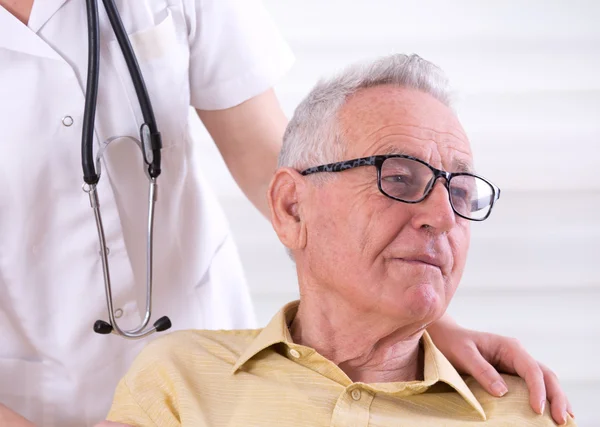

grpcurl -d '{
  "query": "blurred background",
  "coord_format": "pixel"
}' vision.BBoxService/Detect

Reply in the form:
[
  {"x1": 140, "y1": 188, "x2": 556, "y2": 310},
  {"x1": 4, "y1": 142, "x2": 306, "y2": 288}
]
[{"x1": 192, "y1": 1, "x2": 600, "y2": 425}]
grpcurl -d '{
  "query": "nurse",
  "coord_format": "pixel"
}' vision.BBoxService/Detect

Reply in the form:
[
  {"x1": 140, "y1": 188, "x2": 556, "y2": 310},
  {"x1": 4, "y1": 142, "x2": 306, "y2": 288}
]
[{"x1": 0, "y1": 1, "x2": 572, "y2": 426}]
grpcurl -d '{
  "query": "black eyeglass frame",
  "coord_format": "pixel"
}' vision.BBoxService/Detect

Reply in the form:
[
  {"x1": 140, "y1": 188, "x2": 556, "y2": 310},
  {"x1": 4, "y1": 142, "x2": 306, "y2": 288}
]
[{"x1": 300, "y1": 154, "x2": 502, "y2": 222}]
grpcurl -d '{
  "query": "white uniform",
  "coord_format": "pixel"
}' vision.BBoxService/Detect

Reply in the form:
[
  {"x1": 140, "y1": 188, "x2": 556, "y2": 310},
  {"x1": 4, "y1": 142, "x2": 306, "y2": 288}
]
[{"x1": 0, "y1": 0, "x2": 293, "y2": 426}]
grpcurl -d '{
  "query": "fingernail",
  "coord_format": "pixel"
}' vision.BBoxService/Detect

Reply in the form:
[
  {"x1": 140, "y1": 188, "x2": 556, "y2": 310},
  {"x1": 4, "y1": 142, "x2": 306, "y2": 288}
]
[
  {"x1": 491, "y1": 381, "x2": 508, "y2": 396},
  {"x1": 539, "y1": 400, "x2": 545, "y2": 415},
  {"x1": 562, "y1": 412, "x2": 569, "y2": 425}
]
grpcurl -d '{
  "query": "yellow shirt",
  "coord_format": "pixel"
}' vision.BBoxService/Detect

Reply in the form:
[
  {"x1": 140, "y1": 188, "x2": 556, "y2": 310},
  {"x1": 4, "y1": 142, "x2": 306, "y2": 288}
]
[{"x1": 107, "y1": 301, "x2": 575, "y2": 426}]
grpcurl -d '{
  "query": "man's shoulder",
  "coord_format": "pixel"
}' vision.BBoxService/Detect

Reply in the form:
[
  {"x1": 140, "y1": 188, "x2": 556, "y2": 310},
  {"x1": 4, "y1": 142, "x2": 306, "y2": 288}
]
[
  {"x1": 464, "y1": 374, "x2": 576, "y2": 426},
  {"x1": 131, "y1": 328, "x2": 262, "y2": 371}
]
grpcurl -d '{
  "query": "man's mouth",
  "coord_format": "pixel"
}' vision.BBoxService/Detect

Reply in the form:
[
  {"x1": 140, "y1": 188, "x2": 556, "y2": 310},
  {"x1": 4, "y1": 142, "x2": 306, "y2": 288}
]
[{"x1": 395, "y1": 255, "x2": 443, "y2": 271}]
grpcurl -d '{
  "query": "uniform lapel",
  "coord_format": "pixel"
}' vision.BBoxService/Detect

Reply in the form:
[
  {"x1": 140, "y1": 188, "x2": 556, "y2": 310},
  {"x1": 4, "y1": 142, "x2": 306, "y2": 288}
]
[
  {"x1": 0, "y1": 2, "x2": 65, "y2": 61},
  {"x1": 28, "y1": 0, "x2": 70, "y2": 32}
]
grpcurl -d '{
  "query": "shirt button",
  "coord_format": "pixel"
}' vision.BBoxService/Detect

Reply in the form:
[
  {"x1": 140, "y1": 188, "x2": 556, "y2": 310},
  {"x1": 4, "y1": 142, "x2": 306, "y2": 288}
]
[
  {"x1": 114, "y1": 308, "x2": 124, "y2": 319},
  {"x1": 351, "y1": 389, "x2": 361, "y2": 401},
  {"x1": 289, "y1": 349, "x2": 301, "y2": 359},
  {"x1": 62, "y1": 116, "x2": 74, "y2": 127}
]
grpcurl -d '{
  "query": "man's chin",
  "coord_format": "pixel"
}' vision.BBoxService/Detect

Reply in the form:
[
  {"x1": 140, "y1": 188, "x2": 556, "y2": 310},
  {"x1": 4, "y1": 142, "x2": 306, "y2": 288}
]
[{"x1": 402, "y1": 282, "x2": 446, "y2": 323}]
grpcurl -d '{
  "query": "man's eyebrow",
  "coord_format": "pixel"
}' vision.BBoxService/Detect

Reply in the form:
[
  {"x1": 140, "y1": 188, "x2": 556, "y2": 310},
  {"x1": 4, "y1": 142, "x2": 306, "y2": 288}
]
[
  {"x1": 453, "y1": 158, "x2": 474, "y2": 174},
  {"x1": 379, "y1": 144, "x2": 474, "y2": 173},
  {"x1": 379, "y1": 144, "x2": 410, "y2": 156},
  {"x1": 374, "y1": 142, "x2": 474, "y2": 173}
]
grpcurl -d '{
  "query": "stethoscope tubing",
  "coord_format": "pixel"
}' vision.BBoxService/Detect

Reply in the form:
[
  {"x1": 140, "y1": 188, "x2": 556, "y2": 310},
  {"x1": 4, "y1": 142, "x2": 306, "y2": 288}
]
[{"x1": 81, "y1": 0, "x2": 171, "y2": 339}]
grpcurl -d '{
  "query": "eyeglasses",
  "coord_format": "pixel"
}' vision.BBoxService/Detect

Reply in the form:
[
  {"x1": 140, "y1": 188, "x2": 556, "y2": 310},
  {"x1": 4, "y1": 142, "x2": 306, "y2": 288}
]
[{"x1": 300, "y1": 154, "x2": 501, "y2": 221}]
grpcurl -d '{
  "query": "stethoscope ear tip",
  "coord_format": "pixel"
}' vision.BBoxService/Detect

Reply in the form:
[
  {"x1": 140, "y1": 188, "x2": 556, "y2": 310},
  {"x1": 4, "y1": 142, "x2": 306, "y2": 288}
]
[
  {"x1": 93, "y1": 316, "x2": 171, "y2": 336},
  {"x1": 93, "y1": 319, "x2": 114, "y2": 334},
  {"x1": 154, "y1": 316, "x2": 172, "y2": 332}
]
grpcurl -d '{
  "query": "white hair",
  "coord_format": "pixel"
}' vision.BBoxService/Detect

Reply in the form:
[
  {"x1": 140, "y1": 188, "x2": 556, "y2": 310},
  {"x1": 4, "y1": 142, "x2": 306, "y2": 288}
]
[{"x1": 278, "y1": 54, "x2": 453, "y2": 172}]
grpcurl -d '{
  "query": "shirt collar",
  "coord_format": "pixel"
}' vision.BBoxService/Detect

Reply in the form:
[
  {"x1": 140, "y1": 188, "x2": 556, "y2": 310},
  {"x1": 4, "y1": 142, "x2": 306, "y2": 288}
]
[
  {"x1": 232, "y1": 300, "x2": 486, "y2": 420},
  {"x1": 231, "y1": 301, "x2": 297, "y2": 373},
  {"x1": 421, "y1": 331, "x2": 486, "y2": 420}
]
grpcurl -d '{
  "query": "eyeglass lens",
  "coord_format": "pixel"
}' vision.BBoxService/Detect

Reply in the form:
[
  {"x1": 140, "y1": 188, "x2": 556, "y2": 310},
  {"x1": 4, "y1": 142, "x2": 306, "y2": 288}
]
[{"x1": 379, "y1": 157, "x2": 494, "y2": 220}]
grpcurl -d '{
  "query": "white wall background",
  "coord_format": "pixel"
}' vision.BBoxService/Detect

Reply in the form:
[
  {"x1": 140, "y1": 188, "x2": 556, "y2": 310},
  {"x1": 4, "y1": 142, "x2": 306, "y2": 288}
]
[{"x1": 194, "y1": 1, "x2": 600, "y2": 425}]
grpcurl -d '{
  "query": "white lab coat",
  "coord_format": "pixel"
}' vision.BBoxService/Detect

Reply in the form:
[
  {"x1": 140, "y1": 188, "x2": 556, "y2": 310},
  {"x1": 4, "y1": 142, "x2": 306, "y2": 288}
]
[{"x1": 0, "y1": 1, "x2": 294, "y2": 426}]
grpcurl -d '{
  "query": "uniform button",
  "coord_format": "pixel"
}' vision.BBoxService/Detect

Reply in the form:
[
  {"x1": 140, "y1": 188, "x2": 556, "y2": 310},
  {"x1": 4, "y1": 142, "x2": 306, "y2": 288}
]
[
  {"x1": 351, "y1": 389, "x2": 361, "y2": 401},
  {"x1": 62, "y1": 116, "x2": 74, "y2": 127},
  {"x1": 289, "y1": 349, "x2": 301, "y2": 359},
  {"x1": 114, "y1": 308, "x2": 124, "y2": 319}
]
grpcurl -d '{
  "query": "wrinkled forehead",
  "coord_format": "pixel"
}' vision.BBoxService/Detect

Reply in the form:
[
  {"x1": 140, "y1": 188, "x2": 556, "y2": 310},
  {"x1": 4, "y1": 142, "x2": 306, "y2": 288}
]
[{"x1": 338, "y1": 85, "x2": 472, "y2": 169}]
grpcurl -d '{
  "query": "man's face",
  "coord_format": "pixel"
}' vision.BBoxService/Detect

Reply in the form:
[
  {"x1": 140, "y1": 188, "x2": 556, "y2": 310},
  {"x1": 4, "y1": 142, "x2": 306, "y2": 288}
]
[{"x1": 302, "y1": 85, "x2": 472, "y2": 329}]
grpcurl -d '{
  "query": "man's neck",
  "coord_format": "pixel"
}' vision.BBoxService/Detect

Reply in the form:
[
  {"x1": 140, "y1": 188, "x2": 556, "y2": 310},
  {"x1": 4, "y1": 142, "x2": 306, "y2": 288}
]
[
  {"x1": 0, "y1": 0, "x2": 34, "y2": 26},
  {"x1": 289, "y1": 294, "x2": 425, "y2": 383}
]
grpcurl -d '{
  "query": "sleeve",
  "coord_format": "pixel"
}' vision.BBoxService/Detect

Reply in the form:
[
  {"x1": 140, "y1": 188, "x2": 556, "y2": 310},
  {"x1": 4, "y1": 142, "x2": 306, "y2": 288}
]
[{"x1": 184, "y1": 0, "x2": 295, "y2": 110}]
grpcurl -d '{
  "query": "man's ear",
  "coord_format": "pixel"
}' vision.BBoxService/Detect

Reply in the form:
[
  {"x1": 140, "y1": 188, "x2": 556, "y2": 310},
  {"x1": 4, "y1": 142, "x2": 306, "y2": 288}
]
[{"x1": 267, "y1": 168, "x2": 308, "y2": 251}]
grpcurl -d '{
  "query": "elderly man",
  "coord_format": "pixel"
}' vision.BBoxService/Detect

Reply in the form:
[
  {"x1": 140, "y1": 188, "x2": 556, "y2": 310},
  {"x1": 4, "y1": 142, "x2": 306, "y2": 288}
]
[{"x1": 105, "y1": 54, "x2": 576, "y2": 426}]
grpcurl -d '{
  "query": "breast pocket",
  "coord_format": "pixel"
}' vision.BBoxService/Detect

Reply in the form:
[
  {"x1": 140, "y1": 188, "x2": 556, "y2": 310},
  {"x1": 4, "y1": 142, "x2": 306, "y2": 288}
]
[{"x1": 106, "y1": 7, "x2": 191, "y2": 148}]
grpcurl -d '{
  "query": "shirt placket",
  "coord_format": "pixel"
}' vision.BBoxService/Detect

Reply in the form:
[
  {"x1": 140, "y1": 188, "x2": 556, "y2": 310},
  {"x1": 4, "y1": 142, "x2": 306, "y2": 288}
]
[
  {"x1": 285, "y1": 343, "x2": 376, "y2": 427},
  {"x1": 330, "y1": 385, "x2": 375, "y2": 427}
]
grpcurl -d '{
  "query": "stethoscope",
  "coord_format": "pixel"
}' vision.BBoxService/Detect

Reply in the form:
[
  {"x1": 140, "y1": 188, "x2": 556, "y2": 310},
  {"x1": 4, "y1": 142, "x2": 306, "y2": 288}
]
[{"x1": 80, "y1": 0, "x2": 172, "y2": 339}]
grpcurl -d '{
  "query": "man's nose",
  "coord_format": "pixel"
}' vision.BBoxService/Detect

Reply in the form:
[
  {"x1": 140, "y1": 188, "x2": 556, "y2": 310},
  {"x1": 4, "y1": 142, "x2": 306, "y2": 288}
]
[{"x1": 410, "y1": 179, "x2": 456, "y2": 233}]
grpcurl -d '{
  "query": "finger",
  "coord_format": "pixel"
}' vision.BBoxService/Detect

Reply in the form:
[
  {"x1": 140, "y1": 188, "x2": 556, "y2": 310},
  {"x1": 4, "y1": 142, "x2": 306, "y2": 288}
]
[
  {"x1": 456, "y1": 344, "x2": 508, "y2": 397},
  {"x1": 548, "y1": 391, "x2": 568, "y2": 425},
  {"x1": 541, "y1": 364, "x2": 570, "y2": 425},
  {"x1": 567, "y1": 401, "x2": 575, "y2": 419},
  {"x1": 501, "y1": 342, "x2": 546, "y2": 415}
]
